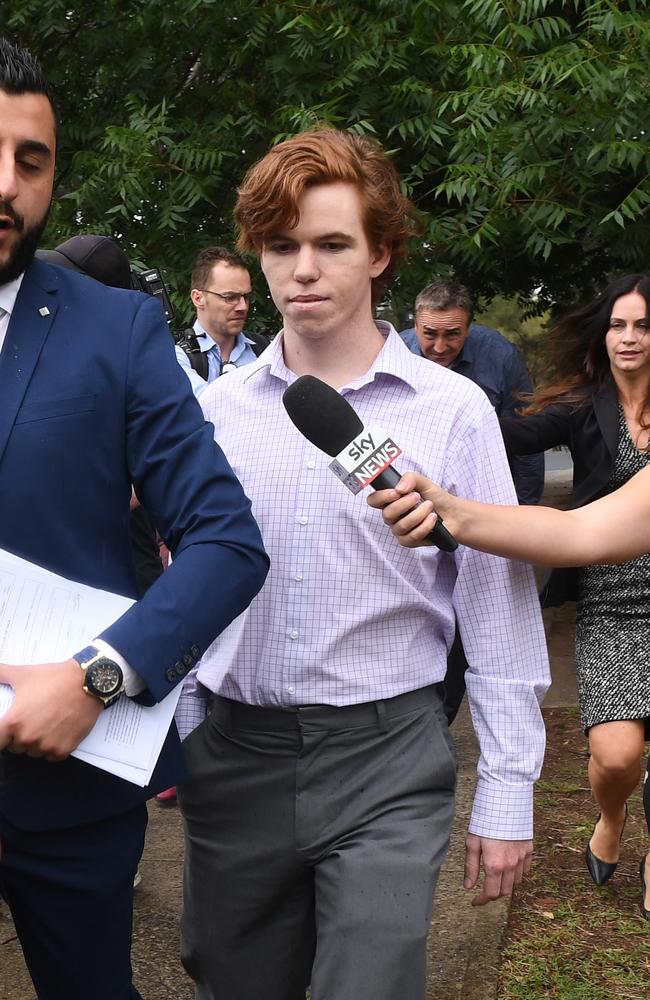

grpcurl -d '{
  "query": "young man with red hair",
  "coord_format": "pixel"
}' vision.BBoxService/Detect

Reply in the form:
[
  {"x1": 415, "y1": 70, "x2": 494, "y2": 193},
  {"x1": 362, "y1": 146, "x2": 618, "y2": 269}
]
[{"x1": 178, "y1": 129, "x2": 549, "y2": 1000}]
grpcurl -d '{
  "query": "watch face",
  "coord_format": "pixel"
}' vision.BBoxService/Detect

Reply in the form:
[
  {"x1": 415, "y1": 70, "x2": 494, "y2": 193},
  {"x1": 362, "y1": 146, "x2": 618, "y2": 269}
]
[{"x1": 87, "y1": 659, "x2": 122, "y2": 696}]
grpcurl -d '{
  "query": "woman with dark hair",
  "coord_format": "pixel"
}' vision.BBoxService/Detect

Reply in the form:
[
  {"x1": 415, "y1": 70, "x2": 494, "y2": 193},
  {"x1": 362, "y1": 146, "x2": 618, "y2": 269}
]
[{"x1": 369, "y1": 274, "x2": 650, "y2": 918}]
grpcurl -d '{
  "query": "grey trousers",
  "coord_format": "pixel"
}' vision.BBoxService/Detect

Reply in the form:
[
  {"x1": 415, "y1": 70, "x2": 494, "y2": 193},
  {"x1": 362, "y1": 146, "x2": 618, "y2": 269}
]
[{"x1": 178, "y1": 686, "x2": 457, "y2": 1000}]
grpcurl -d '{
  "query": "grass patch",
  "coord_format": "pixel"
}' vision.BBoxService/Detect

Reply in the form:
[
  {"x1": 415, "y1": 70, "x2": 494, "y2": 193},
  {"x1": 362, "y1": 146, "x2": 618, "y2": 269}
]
[{"x1": 497, "y1": 707, "x2": 650, "y2": 1000}]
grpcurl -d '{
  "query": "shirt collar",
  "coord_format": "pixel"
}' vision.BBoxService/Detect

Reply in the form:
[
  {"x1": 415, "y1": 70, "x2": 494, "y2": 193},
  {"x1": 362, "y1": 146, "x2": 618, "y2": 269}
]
[
  {"x1": 193, "y1": 320, "x2": 254, "y2": 356},
  {"x1": 347, "y1": 320, "x2": 421, "y2": 393},
  {"x1": 240, "y1": 320, "x2": 420, "y2": 393},
  {"x1": 0, "y1": 273, "x2": 25, "y2": 317}
]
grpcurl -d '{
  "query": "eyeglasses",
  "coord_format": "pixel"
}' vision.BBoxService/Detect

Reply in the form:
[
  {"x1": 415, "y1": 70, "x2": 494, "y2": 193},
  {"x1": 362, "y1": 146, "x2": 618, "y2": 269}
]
[{"x1": 198, "y1": 289, "x2": 254, "y2": 306}]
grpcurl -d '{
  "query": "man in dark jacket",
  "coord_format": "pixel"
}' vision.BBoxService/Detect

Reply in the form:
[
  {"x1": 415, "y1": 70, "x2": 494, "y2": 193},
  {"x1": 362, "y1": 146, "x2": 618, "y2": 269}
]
[
  {"x1": 0, "y1": 39, "x2": 268, "y2": 1000},
  {"x1": 401, "y1": 278, "x2": 544, "y2": 505}
]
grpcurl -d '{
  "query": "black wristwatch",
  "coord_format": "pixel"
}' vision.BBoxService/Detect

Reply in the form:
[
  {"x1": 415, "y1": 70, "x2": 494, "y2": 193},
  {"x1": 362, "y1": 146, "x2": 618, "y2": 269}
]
[{"x1": 73, "y1": 645, "x2": 124, "y2": 708}]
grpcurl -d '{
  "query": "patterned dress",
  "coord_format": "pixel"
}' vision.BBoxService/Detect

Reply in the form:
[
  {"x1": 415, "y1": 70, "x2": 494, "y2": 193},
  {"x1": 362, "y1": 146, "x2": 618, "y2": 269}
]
[{"x1": 576, "y1": 406, "x2": 650, "y2": 733}]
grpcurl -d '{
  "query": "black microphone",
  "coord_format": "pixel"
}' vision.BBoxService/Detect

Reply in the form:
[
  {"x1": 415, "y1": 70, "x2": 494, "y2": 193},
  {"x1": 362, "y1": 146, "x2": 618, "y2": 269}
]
[{"x1": 282, "y1": 375, "x2": 458, "y2": 552}]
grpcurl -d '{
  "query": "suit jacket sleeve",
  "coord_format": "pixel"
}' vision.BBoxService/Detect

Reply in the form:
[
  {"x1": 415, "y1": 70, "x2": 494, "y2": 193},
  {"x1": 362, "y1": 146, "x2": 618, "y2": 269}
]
[
  {"x1": 99, "y1": 295, "x2": 269, "y2": 701},
  {"x1": 500, "y1": 403, "x2": 573, "y2": 456},
  {"x1": 499, "y1": 350, "x2": 545, "y2": 504}
]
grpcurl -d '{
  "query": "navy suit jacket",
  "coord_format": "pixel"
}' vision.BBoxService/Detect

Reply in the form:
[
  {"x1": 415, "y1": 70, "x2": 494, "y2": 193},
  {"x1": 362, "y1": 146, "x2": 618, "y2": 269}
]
[
  {"x1": 0, "y1": 259, "x2": 268, "y2": 830},
  {"x1": 400, "y1": 325, "x2": 544, "y2": 503}
]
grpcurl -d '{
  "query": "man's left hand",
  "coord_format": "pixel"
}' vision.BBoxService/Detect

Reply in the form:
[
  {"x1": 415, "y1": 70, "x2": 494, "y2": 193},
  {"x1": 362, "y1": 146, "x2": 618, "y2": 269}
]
[{"x1": 464, "y1": 833, "x2": 532, "y2": 906}]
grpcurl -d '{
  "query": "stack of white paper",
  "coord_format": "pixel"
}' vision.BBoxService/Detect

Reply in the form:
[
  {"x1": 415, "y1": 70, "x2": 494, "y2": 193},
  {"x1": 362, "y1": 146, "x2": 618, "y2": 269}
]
[{"x1": 0, "y1": 547, "x2": 182, "y2": 786}]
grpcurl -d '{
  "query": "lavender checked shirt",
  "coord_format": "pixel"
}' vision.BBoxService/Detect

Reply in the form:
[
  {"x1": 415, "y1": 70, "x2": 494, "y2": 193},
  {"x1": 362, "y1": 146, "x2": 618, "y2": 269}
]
[{"x1": 184, "y1": 324, "x2": 550, "y2": 841}]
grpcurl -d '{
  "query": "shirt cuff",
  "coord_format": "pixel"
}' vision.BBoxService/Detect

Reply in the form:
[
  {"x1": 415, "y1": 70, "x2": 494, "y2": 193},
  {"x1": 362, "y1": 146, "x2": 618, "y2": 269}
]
[
  {"x1": 468, "y1": 778, "x2": 534, "y2": 841},
  {"x1": 92, "y1": 638, "x2": 146, "y2": 697}
]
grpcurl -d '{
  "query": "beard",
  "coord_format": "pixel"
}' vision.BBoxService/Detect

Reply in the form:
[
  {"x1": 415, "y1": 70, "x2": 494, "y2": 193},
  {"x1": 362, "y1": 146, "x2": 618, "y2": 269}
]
[{"x1": 0, "y1": 200, "x2": 51, "y2": 286}]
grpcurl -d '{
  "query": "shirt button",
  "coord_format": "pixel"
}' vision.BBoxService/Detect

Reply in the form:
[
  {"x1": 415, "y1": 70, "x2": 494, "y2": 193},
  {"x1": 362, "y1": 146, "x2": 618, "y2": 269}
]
[
  {"x1": 289, "y1": 629, "x2": 299, "y2": 640},
  {"x1": 299, "y1": 516, "x2": 308, "y2": 525},
  {"x1": 294, "y1": 574, "x2": 303, "y2": 582},
  {"x1": 307, "y1": 460, "x2": 316, "y2": 469},
  {"x1": 287, "y1": 685, "x2": 296, "y2": 694}
]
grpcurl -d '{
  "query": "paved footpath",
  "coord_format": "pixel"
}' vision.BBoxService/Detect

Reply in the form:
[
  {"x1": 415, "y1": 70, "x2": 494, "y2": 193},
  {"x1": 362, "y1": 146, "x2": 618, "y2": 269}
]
[
  {"x1": 424, "y1": 579, "x2": 577, "y2": 999},
  {"x1": 1, "y1": 469, "x2": 577, "y2": 1000},
  {"x1": 424, "y1": 466, "x2": 576, "y2": 999}
]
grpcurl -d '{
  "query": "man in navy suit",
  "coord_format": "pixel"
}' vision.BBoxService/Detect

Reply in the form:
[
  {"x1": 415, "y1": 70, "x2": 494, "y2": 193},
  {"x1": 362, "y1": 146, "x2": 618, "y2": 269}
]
[{"x1": 0, "y1": 37, "x2": 268, "y2": 1000}]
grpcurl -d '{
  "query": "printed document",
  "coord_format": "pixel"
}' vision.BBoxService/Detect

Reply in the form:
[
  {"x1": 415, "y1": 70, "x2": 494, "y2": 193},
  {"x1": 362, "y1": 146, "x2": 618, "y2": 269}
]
[{"x1": 0, "y1": 547, "x2": 181, "y2": 786}]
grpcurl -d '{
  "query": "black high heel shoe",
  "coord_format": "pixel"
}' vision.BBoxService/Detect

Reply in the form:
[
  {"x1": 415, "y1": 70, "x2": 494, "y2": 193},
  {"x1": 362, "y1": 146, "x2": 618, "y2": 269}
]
[
  {"x1": 639, "y1": 856, "x2": 650, "y2": 921},
  {"x1": 585, "y1": 805, "x2": 628, "y2": 886}
]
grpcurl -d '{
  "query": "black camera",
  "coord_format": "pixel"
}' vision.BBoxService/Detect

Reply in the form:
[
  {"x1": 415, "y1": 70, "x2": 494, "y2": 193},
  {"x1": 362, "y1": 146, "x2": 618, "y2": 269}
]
[
  {"x1": 131, "y1": 268, "x2": 175, "y2": 325},
  {"x1": 37, "y1": 237, "x2": 176, "y2": 329}
]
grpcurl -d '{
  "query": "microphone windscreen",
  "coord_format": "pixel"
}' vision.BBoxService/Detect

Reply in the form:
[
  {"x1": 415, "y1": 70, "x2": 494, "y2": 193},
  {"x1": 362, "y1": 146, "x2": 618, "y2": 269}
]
[{"x1": 282, "y1": 375, "x2": 364, "y2": 456}]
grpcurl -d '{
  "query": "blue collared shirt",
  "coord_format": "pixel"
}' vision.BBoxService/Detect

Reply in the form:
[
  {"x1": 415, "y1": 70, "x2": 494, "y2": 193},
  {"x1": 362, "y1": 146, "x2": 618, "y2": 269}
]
[
  {"x1": 401, "y1": 324, "x2": 544, "y2": 504},
  {"x1": 175, "y1": 321, "x2": 258, "y2": 398}
]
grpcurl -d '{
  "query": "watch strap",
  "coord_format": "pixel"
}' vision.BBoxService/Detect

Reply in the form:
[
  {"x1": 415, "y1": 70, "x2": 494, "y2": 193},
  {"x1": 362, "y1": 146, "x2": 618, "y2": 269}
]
[{"x1": 73, "y1": 644, "x2": 101, "y2": 666}]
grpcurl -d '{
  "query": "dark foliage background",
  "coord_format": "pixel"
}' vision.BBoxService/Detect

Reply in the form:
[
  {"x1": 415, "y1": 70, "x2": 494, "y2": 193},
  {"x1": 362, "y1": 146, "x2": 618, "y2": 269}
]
[{"x1": 6, "y1": 0, "x2": 650, "y2": 334}]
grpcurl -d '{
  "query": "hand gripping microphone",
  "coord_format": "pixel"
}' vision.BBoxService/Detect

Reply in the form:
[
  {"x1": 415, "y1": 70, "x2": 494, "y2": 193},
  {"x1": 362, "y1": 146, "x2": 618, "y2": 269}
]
[{"x1": 282, "y1": 375, "x2": 458, "y2": 552}]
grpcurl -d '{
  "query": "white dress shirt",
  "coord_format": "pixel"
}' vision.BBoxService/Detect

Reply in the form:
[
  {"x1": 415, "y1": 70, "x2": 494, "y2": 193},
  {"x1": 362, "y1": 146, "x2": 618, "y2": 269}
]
[
  {"x1": 191, "y1": 324, "x2": 550, "y2": 841},
  {"x1": 0, "y1": 274, "x2": 24, "y2": 348}
]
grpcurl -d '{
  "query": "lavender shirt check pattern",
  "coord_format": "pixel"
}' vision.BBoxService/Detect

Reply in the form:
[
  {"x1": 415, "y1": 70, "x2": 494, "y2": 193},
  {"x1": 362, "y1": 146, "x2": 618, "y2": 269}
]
[{"x1": 179, "y1": 325, "x2": 550, "y2": 840}]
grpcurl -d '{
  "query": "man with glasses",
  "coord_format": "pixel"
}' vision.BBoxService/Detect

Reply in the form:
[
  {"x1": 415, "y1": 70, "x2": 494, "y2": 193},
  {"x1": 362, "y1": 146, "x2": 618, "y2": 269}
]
[{"x1": 176, "y1": 246, "x2": 268, "y2": 397}]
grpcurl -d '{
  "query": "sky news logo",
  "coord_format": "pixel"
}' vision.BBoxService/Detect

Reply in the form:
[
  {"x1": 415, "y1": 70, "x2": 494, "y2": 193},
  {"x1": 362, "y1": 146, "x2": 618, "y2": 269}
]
[{"x1": 329, "y1": 427, "x2": 402, "y2": 494}]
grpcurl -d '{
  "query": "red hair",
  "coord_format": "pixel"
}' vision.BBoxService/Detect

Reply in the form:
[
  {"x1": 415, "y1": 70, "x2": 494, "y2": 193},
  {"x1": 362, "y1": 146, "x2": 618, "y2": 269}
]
[{"x1": 235, "y1": 128, "x2": 420, "y2": 302}]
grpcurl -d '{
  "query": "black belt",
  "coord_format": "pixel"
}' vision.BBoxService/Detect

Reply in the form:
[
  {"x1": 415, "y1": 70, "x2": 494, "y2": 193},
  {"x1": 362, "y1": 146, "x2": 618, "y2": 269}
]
[{"x1": 209, "y1": 684, "x2": 442, "y2": 732}]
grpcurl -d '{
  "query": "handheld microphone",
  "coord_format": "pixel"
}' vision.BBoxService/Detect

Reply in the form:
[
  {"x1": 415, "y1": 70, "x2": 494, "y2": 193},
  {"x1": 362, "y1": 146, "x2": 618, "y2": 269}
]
[{"x1": 282, "y1": 375, "x2": 458, "y2": 552}]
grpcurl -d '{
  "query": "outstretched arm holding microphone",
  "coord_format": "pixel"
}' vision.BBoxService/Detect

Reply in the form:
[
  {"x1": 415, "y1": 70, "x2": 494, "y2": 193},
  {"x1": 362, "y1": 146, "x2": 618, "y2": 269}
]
[{"x1": 367, "y1": 466, "x2": 650, "y2": 566}]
